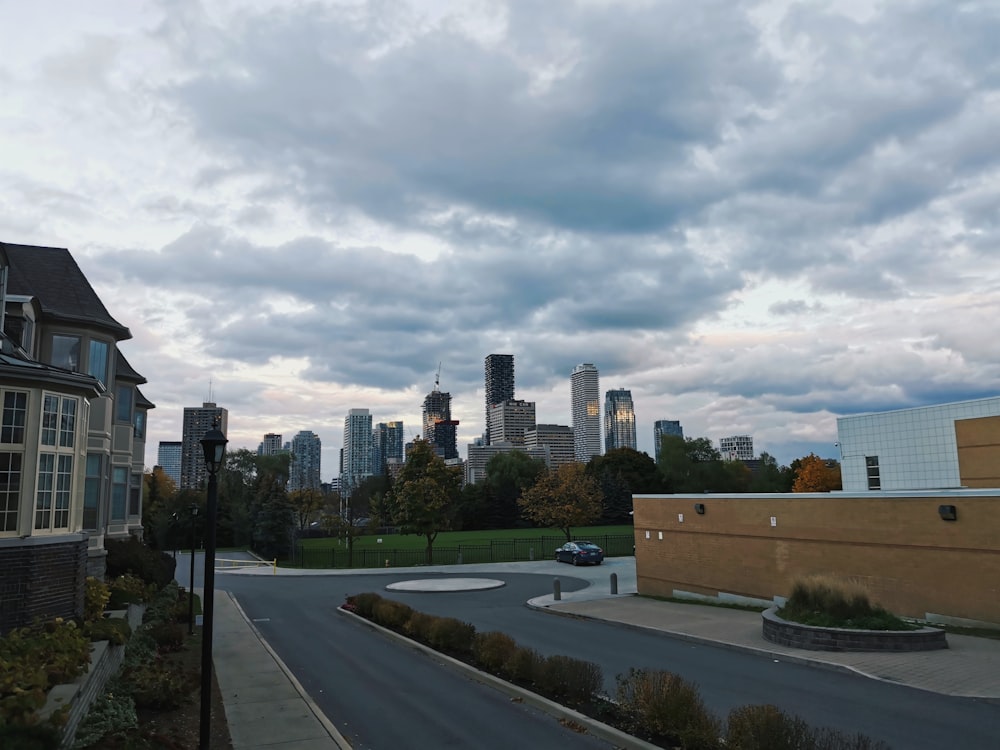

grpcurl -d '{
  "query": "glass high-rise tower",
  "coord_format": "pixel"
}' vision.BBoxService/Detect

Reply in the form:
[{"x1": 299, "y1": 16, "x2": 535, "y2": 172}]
[
  {"x1": 484, "y1": 354, "x2": 514, "y2": 444},
  {"x1": 571, "y1": 363, "x2": 601, "y2": 461},
  {"x1": 289, "y1": 430, "x2": 322, "y2": 491},
  {"x1": 654, "y1": 420, "x2": 684, "y2": 463},
  {"x1": 604, "y1": 388, "x2": 637, "y2": 451},
  {"x1": 342, "y1": 409, "x2": 373, "y2": 495}
]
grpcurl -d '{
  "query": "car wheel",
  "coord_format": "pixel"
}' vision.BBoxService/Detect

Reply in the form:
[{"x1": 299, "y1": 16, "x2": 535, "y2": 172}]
[{"x1": 572, "y1": 556, "x2": 579, "y2": 566}]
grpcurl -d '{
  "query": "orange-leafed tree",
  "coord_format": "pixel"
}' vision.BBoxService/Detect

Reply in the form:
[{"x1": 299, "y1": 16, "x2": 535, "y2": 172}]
[
  {"x1": 791, "y1": 453, "x2": 842, "y2": 492},
  {"x1": 518, "y1": 462, "x2": 602, "y2": 541}
]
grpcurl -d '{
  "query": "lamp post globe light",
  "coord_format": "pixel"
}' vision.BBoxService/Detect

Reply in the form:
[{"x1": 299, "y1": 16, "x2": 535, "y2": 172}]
[{"x1": 199, "y1": 425, "x2": 227, "y2": 750}]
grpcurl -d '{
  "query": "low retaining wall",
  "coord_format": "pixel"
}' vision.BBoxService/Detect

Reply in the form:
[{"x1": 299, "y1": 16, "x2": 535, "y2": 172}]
[
  {"x1": 39, "y1": 603, "x2": 145, "y2": 748},
  {"x1": 762, "y1": 607, "x2": 947, "y2": 652}
]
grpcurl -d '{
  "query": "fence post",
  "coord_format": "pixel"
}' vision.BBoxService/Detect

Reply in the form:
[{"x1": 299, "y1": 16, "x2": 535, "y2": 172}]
[
  {"x1": 529, "y1": 547, "x2": 534, "y2": 561},
  {"x1": 553, "y1": 578, "x2": 561, "y2": 601},
  {"x1": 610, "y1": 572, "x2": 618, "y2": 595}
]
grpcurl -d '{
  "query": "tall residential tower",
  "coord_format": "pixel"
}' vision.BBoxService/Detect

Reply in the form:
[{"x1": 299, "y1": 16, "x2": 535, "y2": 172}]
[
  {"x1": 604, "y1": 388, "x2": 637, "y2": 451},
  {"x1": 180, "y1": 402, "x2": 228, "y2": 490},
  {"x1": 571, "y1": 363, "x2": 601, "y2": 461},
  {"x1": 484, "y1": 354, "x2": 514, "y2": 444},
  {"x1": 653, "y1": 420, "x2": 684, "y2": 463},
  {"x1": 341, "y1": 409, "x2": 373, "y2": 495},
  {"x1": 289, "y1": 430, "x2": 322, "y2": 491}
]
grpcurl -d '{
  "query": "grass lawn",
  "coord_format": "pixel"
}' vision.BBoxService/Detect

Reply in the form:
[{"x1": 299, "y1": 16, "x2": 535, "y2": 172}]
[{"x1": 299, "y1": 524, "x2": 635, "y2": 552}]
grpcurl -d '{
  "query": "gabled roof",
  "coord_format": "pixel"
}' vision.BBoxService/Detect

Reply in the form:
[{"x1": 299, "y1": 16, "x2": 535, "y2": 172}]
[
  {"x1": 0, "y1": 332, "x2": 104, "y2": 398},
  {"x1": 1, "y1": 242, "x2": 130, "y2": 340}
]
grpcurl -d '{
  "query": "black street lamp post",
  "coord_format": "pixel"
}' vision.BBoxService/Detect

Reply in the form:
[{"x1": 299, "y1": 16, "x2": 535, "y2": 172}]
[
  {"x1": 188, "y1": 503, "x2": 199, "y2": 636},
  {"x1": 199, "y1": 425, "x2": 228, "y2": 750}
]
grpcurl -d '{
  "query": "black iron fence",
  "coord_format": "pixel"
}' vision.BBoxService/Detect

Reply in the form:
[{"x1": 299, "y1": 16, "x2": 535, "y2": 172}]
[{"x1": 292, "y1": 533, "x2": 634, "y2": 569}]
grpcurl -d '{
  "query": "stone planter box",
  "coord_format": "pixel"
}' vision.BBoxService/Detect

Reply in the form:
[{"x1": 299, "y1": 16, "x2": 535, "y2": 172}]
[{"x1": 762, "y1": 607, "x2": 947, "y2": 652}]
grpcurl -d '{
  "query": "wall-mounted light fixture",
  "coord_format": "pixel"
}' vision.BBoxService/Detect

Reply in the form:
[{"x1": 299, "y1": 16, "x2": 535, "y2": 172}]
[
  {"x1": 694, "y1": 503, "x2": 706, "y2": 515},
  {"x1": 938, "y1": 504, "x2": 958, "y2": 521}
]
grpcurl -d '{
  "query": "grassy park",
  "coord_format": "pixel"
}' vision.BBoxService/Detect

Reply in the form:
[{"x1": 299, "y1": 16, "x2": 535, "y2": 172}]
[{"x1": 293, "y1": 524, "x2": 635, "y2": 569}]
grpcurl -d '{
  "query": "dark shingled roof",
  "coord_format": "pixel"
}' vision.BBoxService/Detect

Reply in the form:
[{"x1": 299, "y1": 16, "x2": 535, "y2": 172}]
[
  {"x1": 135, "y1": 387, "x2": 155, "y2": 410},
  {"x1": 1, "y1": 242, "x2": 130, "y2": 340},
  {"x1": 115, "y1": 348, "x2": 147, "y2": 384}
]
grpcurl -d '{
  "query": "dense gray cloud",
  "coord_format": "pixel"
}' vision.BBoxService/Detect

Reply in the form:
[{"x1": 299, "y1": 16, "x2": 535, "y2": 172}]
[{"x1": 2, "y1": 0, "x2": 999, "y2": 471}]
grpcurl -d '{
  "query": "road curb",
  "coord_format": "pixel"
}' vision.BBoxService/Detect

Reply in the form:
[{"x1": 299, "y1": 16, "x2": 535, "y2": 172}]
[{"x1": 336, "y1": 606, "x2": 661, "y2": 750}]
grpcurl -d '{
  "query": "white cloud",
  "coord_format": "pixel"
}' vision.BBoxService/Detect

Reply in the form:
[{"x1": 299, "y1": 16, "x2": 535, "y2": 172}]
[{"x1": 2, "y1": 0, "x2": 999, "y2": 472}]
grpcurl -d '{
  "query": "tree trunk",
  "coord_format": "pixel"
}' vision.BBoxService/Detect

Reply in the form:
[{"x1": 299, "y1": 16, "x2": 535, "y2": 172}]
[{"x1": 425, "y1": 535, "x2": 434, "y2": 565}]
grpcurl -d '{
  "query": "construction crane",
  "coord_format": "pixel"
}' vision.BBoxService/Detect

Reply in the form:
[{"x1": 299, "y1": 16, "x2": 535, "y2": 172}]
[{"x1": 434, "y1": 361, "x2": 441, "y2": 390}]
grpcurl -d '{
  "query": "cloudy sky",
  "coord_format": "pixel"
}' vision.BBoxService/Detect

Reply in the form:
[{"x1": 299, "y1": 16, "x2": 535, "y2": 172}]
[{"x1": 3, "y1": 0, "x2": 999, "y2": 476}]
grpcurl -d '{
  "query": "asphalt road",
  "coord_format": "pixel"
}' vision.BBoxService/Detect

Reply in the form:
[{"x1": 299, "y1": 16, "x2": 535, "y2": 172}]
[{"x1": 179, "y1": 555, "x2": 1000, "y2": 749}]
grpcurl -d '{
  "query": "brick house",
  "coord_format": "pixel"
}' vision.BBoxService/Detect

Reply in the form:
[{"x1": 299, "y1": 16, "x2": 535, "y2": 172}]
[{"x1": 0, "y1": 242, "x2": 153, "y2": 632}]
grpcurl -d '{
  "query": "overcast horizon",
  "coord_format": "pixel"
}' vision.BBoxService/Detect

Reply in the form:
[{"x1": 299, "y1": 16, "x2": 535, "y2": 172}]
[{"x1": 3, "y1": 0, "x2": 998, "y2": 479}]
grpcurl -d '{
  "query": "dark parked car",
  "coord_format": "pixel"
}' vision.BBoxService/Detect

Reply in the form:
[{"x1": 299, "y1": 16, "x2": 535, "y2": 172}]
[{"x1": 554, "y1": 541, "x2": 604, "y2": 566}]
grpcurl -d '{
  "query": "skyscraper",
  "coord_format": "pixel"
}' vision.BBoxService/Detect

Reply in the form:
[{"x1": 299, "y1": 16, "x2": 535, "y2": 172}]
[
  {"x1": 423, "y1": 387, "x2": 458, "y2": 459},
  {"x1": 373, "y1": 421, "x2": 404, "y2": 474},
  {"x1": 289, "y1": 430, "x2": 322, "y2": 491},
  {"x1": 484, "y1": 354, "x2": 514, "y2": 444},
  {"x1": 157, "y1": 441, "x2": 182, "y2": 487},
  {"x1": 524, "y1": 424, "x2": 575, "y2": 469},
  {"x1": 180, "y1": 402, "x2": 228, "y2": 490},
  {"x1": 654, "y1": 420, "x2": 684, "y2": 463},
  {"x1": 342, "y1": 409, "x2": 373, "y2": 495},
  {"x1": 571, "y1": 363, "x2": 601, "y2": 461},
  {"x1": 604, "y1": 388, "x2": 637, "y2": 451}
]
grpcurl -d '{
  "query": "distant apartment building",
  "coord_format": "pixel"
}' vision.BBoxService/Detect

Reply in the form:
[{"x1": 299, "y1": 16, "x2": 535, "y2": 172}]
[
  {"x1": 524, "y1": 424, "x2": 575, "y2": 469},
  {"x1": 487, "y1": 399, "x2": 536, "y2": 447},
  {"x1": 341, "y1": 408, "x2": 373, "y2": 495},
  {"x1": 484, "y1": 354, "x2": 515, "y2": 444},
  {"x1": 372, "y1": 420, "x2": 404, "y2": 474},
  {"x1": 653, "y1": 420, "x2": 684, "y2": 463},
  {"x1": 289, "y1": 430, "x2": 322, "y2": 491},
  {"x1": 837, "y1": 397, "x2": 1000, "y2": 492},
  {"x1": 719, "y1": 435, "x2": 754, "y2": 462},
  {"x1": 258, "y1": 433, "x2": 283, "y2": 456},
  {"x1": 571, "y1": 363, "x2": 601, "y2": 461},
  {"x1": 181, "y1": 402, "x2": 229, "y2": 490},
  {"x1": 604, "y1": 388, "x2": 637, "y2": 451},
  {"x1": 465, "y1": 440, "x2": 549, "y2": 485},
  {"x1": 157, "y1": 441, "x2": 182, "y2": 486}
]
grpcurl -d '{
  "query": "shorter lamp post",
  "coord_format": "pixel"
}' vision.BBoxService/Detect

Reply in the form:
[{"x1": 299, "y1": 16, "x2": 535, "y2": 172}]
[
  {"x1": 199, "y1": 425, "x2": 228, "y2": 750},
  {"x1": 188, "y1": 503, "x2": 199, "y2": 635}
]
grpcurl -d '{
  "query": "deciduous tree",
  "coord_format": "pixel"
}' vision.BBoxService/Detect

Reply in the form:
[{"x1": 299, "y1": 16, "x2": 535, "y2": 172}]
[
  {"x1": 791, "y1": 454, "x2": 842, "y2": 492},
  {"x1": 388, "y1": 439, "x2": 462, "y2": 563},
  {"x1": 518, "y1": 463, "x2": 602, "y2": 541}
]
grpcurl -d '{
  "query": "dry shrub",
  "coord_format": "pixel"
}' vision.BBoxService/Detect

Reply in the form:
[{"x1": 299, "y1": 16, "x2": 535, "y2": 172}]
[
  {"x1": 427, "y1": 617, "x2": 476, "y2": 654},
  {"x1": 404, "y1": 611, "x2": 436, "y2": 643},
  {"x1": 347, "y1": 592, "x2": 382, "y2": 618},
  {"x1": 616, "y1": 668, "x2": 721, "y2": 749},
  {"x1": 371, "y1": 599, "x2": 413, "y2": 629},
  {"x1": 726, "y1": 704, "x2": 813, "y2": 749},
  {"x1": 786, "y1": 575, "x2": 876, "y2": 620},
  {"x1": 536, "y1": 655, "x2": 603, "y2": 704},
  {"x1": 503, "y1": 645, "x2": 544, "y2": 684},
  {"x1": 473, "y1": 631, "x2": 519, "y2": 673}
]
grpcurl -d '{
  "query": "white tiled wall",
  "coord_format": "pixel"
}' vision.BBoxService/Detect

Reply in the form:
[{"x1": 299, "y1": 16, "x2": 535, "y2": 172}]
[{"x1": 837, "y1": 397, "x2": 1000, "y2": 492}]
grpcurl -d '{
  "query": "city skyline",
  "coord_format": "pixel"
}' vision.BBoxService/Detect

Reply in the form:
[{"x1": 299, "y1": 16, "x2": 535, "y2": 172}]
[{"x1": 5, "y1": 2, "x2": 998, "y2": 479}]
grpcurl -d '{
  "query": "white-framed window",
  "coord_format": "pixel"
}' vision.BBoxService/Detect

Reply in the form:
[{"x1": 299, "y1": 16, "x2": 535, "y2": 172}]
[
  {"x1": 35, "y1": 393, "x2": 78, "y2": 531},
  {"x1": 0, "y1": 389, "x2": 28, "y2": 534},
  {"x1": 51, "y1": 334, "x2": 81, "y2": 371}
]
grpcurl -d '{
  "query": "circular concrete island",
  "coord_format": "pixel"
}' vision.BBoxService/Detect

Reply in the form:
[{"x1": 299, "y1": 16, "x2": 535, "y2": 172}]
[{"x1": 385, "y1": 578, "x2": 506, "y2": 593}]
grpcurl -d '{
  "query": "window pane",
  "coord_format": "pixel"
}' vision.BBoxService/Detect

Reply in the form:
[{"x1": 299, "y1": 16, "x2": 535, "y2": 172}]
[
  {"x1": 129, "y1": 472, "x2": 141, "y2": 516},
  {"x1": 116, "y1": 386, "x2": 133, "y2": 423},
  {"x1": 36, "y1": 454, "x2": 54, "y2": 529},
  {"x1": 0, "y1": 452, "x2": 22, "y2": 532},
  {"x1": 134, "y1": 411, "x2": 146, "y2": 440},
  {"x1": 111, "y1": 467, "x2": 128, "y2": 520},
  {"x1": 41, "y1": 395, "x2": 58, "y2": 446},
  {"x1": 87, "y1": 340, "x2": 109, "y2": 385},
  {"x1": 2, "y1": 392, "x2": 28, "y2": 444},
  {"x1": 52, "y1": 335, "x2": 81, "y2": 371},
  {"x1": 59, "y1": 399, "x2": 77, "y2": 448},
  {"x1": 54, "y1": 455, "x2": 73, "y2": 528}
]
